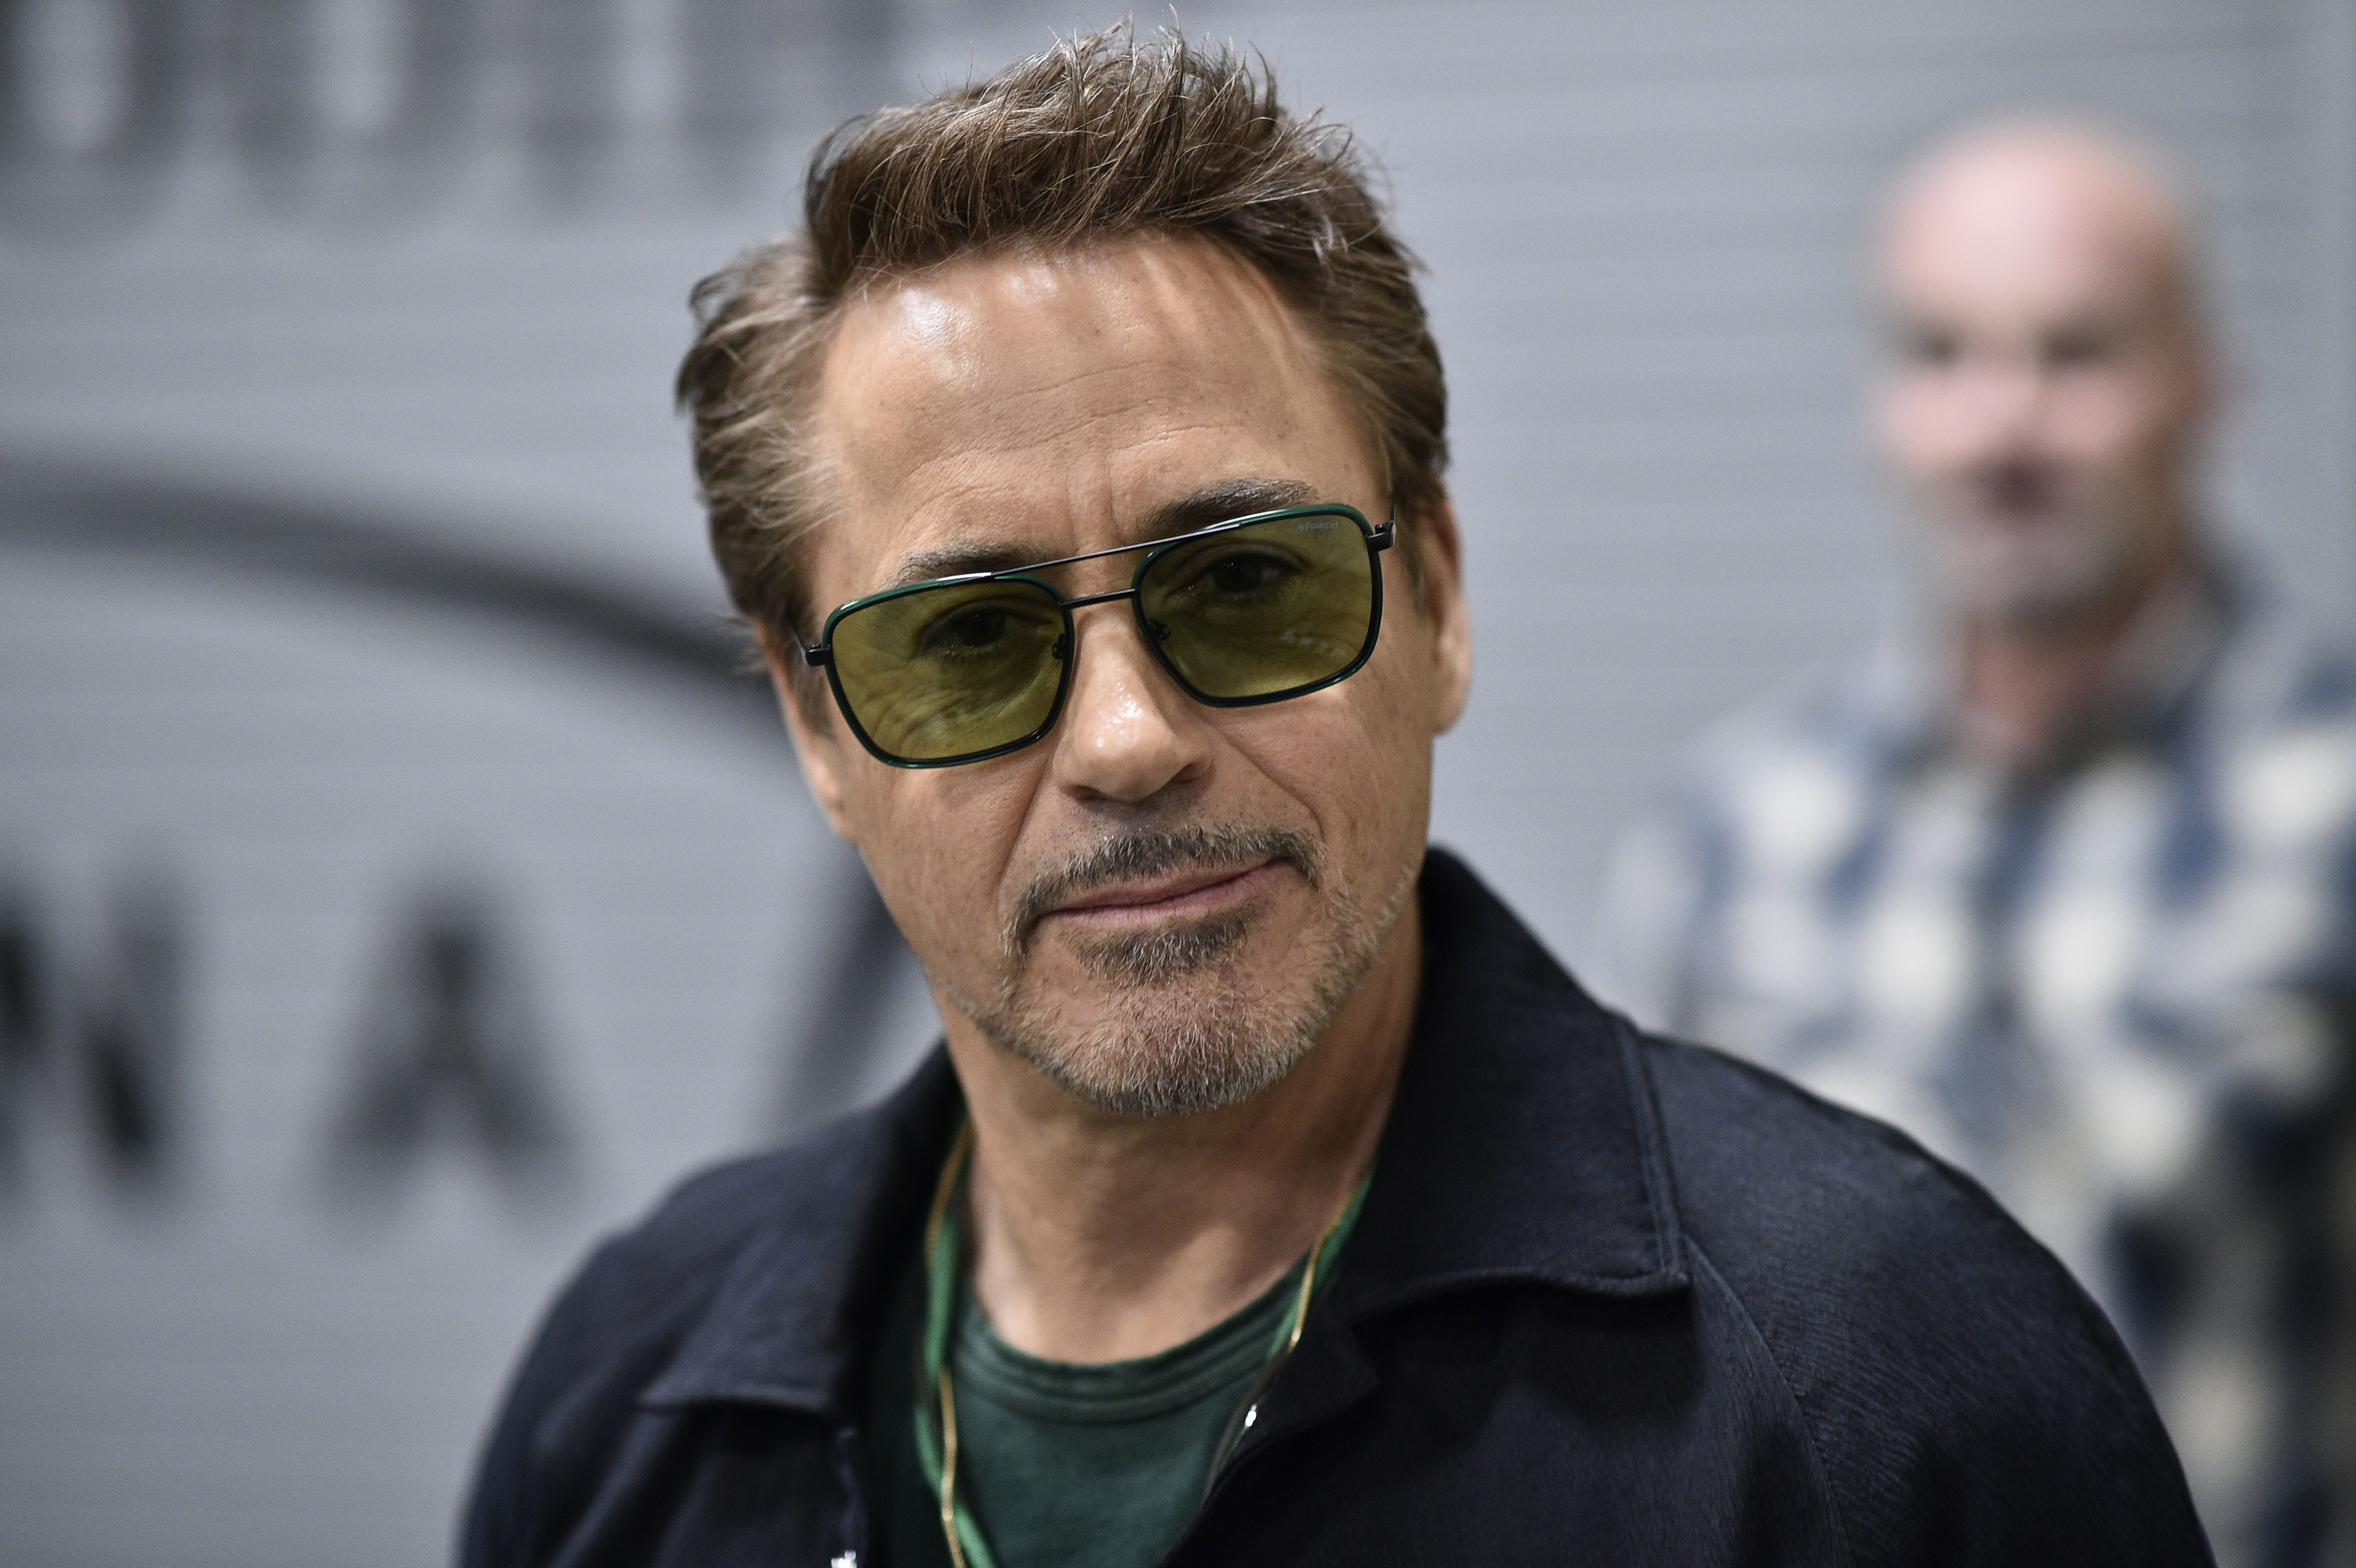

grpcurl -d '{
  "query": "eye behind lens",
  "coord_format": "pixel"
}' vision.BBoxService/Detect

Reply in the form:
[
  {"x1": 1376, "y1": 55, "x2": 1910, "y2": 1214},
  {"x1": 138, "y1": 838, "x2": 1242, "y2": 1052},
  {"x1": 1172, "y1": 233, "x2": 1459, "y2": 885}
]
[
  {"x1": 1138, "y1": 514, "x2": 1376, "y2": 702},
  {"x1": 829, "y1": 579, "x2": 1069, "y2": 762}
]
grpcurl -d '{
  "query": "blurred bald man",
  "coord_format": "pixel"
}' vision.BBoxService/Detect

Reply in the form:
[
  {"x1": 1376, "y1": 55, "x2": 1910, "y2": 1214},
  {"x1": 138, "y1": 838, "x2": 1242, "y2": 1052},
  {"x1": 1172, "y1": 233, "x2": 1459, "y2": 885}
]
[{"x1": 1603, "y1": 119, "x2": 2356, "y2": 1568}]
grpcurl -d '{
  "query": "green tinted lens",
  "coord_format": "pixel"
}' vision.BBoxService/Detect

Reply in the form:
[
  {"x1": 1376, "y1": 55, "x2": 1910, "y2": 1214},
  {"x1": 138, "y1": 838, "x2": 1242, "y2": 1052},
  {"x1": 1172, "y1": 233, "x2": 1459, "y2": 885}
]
[
  {"x1": 1137, "y1": 511, "x2": 1376, "y2": 701},
  {"x1": 828, "y1": 577, "x2": 1068, "y2": 762}
]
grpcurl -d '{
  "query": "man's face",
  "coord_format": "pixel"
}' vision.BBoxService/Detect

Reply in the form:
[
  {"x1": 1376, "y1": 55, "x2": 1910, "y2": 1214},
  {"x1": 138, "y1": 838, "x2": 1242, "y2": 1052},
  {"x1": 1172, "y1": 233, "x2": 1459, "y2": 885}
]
[
  {"x1": 778, "y1": 235, "x2": 1469, "y2": 1117},
  {"x1": 1876, "y1": 141, "x2": 2211, "y2": 625}
]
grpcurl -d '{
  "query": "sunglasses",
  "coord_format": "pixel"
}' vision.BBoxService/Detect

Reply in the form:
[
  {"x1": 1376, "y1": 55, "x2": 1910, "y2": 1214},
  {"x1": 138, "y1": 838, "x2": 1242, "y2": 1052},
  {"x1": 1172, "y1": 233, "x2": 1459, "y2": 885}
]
[{"x1": 795, "y1": 502, "x2": 1396, "y2": 768}]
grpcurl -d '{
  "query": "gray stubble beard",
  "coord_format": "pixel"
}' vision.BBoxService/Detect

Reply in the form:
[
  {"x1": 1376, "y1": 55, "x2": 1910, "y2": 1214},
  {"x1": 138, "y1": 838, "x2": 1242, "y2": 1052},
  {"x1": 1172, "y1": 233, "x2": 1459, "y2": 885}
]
[
  {"x1": 944, "y1": 826, "x2": 1415, "y2": 1119},
  {"x1": 1924, "y1": 473, "x2": 2155, "y2": 630}
]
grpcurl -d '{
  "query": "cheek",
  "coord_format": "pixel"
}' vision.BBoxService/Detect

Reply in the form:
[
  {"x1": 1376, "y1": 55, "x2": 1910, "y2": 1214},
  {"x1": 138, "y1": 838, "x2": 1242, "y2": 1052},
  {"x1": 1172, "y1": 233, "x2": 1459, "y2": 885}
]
[
  {"x1": 2044, "y1": 375, "x2": 2173, "y2": 470},
  {"x1": 1264, "y1": 650, "x2": 1436, "y2": 868},
  {"x1": 847, "y1": 765, "x2": 1038, "y2": 956},
  {"x1": 1881, "y1": 379, "x2": 1966, "y2": 472}
]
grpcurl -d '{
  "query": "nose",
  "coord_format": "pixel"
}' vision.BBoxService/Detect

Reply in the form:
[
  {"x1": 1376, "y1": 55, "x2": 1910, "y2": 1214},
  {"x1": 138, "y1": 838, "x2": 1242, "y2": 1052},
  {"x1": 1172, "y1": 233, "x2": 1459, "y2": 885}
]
[
  {"x1": 1962, "y1": 350, "x2": 2049, "y2": 455},
  {"x1": 1047, "y1": 602, "x2": 1214, "y2": 806}
]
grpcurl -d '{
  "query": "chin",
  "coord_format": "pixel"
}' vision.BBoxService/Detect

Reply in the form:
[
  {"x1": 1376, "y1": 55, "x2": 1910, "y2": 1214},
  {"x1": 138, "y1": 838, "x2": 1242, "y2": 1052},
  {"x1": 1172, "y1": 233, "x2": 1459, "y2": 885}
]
[
  {"x1": 1938, "y1": 513, "x2": 2130, "y2": 624},
  {"x1": 982, "y1": 911, "x2": 1385, "y2": 1119},
  {"x1": 989, "y1": 969, "x2": 1326, "y2": 1118}
]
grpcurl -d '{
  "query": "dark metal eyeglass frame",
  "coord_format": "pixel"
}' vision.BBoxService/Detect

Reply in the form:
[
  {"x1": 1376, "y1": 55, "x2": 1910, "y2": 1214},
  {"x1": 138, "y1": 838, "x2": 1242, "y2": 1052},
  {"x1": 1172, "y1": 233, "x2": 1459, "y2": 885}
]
[{"x1": 795, "y1": 501, "x2": 1397, "y2": 769}]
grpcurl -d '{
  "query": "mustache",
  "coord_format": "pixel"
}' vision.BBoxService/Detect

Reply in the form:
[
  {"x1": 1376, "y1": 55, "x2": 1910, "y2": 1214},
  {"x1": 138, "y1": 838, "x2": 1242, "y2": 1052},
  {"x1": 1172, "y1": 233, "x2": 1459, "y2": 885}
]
[
  {"x1": 1006, "y1": 824, "x2": 1322, "y2": 952},
  {"x1": 1967, "y1": 458, "x2": 2062, "y2": 516}
]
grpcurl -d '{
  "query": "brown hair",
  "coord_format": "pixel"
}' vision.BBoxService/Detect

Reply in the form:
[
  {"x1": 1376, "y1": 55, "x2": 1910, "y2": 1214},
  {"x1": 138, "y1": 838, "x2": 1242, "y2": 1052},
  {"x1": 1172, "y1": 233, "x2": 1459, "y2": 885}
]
[{"x1": 676, "y1": 23, "x2": 1448, "y2": 651}]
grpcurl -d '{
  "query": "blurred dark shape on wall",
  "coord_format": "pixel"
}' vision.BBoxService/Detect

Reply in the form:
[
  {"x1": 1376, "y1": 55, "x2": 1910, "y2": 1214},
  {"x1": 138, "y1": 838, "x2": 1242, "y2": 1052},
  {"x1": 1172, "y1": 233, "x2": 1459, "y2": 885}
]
[
  {"x1": 520, "y1": 0, "x2": 616, "y2": 209},
  {"x1": 326, "y1": 882, "x2": 575, "y2": 1205},
  {"x1": 0, "y1": 457, "x2": 767, "y2": 707},
  {"x1": 0, "y1": 0, "x2": 192, "y2": 238},
  {"x1": 0, "y1": 863, "x2": 186, "y2": 1201},
  {"x1": 229, "y1": 0, "x2": 478, "y2": 222},
  {"x1": 0, "y1": 455, "x2": 927, "y2": 1172},
  {"x1": 0, "y1": 878, "x2": 45, "y2": 1191},
  {"x1": 681, "y1": 0, "x2": 789, "y2": 199},
  {"x1": 0, "y1": 0, "x2": 909, "y2": 238},
  {"x1": 77, "y1": 868, "x2": 185, "y2": 1195}
]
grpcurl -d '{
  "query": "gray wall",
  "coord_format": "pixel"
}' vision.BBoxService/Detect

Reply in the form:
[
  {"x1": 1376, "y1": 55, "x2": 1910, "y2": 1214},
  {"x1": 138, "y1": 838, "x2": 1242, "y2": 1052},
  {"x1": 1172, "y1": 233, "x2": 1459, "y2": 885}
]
[{"x1": 1, "y1": 2, "x2": 2348, "y2": 1563}]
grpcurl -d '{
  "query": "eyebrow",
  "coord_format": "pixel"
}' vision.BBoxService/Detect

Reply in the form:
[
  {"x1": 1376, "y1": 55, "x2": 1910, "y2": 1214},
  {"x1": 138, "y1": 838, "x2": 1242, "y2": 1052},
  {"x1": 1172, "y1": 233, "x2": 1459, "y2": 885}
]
[{"x1": 882, "y1": 477, "x2": 1319, "y2": 590}]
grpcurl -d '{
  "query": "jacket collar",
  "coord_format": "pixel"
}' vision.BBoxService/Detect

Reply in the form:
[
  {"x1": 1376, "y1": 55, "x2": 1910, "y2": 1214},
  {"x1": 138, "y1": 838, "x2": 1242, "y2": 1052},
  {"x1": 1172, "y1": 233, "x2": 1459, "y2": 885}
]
[
  {"x1": 640, "y1": 848, "x2": 1687, "y2": 1415},
  {"x1": 1329, "y1": 848, "x2": 1688, "y2": 1318}
]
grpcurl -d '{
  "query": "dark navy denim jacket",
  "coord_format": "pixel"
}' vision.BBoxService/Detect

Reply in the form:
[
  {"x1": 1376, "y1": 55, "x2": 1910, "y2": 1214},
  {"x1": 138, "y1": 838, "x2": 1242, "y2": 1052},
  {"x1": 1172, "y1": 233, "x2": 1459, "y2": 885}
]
[{"x1": 462, "y1": 850, "x2": 2211, "y2": 1568}]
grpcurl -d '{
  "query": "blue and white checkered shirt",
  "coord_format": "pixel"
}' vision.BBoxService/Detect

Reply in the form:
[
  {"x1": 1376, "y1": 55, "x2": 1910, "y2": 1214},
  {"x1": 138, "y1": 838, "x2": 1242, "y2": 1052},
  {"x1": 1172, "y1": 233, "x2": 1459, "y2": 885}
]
[{"x1": 1600, "y1": 568, "x2": 2356, "y2": 1567}]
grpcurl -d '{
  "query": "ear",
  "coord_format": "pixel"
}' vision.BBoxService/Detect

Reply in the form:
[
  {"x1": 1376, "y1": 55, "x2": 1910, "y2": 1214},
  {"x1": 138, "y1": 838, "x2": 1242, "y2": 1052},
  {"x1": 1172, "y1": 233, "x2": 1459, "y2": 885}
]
[
  {"x1": 756, "y1": 625, "x2": 858, "y2": 841},
  {"x1": 1411, "y1": 494, "x2": 1473, "y2": 734}
]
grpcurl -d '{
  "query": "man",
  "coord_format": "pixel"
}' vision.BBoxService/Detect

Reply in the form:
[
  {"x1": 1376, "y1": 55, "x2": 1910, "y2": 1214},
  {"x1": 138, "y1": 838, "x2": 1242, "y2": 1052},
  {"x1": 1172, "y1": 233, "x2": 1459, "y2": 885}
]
[
  {"x1": 466, "y1": 39, "x2": 2206, "y2": 1567},
  {"x1": 1603, "y1": 118, "x2": 2356, "y2": 1567}
]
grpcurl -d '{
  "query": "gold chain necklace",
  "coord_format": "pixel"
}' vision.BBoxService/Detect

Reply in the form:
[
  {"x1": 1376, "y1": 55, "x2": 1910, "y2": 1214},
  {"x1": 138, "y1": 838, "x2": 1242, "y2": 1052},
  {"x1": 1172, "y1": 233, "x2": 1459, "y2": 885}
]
[{"x1": 915, "y1": 1119, "x2": 1363, "y2": 1568}]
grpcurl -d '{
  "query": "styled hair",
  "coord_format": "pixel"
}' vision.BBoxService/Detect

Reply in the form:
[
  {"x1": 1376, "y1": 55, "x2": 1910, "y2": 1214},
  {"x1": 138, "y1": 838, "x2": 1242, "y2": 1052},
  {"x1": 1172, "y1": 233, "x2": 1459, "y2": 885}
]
[{"x1": 676, "y1": 23, "x2": 1448, "y2": 647}]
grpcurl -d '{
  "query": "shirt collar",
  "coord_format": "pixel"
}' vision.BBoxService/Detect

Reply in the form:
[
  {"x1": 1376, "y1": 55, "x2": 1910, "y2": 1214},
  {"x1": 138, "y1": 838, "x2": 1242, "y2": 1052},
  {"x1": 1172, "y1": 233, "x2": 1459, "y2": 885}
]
[{"x1": 640, "y1": 847, "x2": 1688, "y2": 1415}]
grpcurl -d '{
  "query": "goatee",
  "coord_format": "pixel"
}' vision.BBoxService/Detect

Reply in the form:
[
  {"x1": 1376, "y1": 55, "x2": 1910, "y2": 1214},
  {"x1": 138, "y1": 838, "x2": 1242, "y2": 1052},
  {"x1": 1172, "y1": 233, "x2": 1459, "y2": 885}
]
[{"x1": 948, "y1": 825, "x2": 1405, "y2": 1118}]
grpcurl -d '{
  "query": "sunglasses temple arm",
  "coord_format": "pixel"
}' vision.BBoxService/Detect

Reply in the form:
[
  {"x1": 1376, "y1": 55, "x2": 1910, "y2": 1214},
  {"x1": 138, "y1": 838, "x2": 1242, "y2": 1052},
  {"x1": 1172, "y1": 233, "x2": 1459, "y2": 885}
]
[{"x1": 769, "y1": 610, "x2": 833, "y2": 669}]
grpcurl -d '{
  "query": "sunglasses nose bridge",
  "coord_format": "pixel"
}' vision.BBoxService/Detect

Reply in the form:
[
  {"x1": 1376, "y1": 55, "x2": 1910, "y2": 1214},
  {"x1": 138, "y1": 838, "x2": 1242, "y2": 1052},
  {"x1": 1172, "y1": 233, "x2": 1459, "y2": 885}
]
[
  {"x1": 1056, "y1": 590, "x2": 1187, "y2": 698},
  {"x1": 1058, "y1": 585, "x2": 1138, "y2": 612},
  {"x1": 1061, "y1": 588, "x2": 1169, "y2": 661}
]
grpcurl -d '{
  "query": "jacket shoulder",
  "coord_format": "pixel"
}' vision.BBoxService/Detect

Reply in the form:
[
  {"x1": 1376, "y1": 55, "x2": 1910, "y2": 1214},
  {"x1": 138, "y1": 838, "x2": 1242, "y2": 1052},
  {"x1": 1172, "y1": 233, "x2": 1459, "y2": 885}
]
[
  {"x1": 459, "y1": 1100, "x2": 913, "y2": 1567},
  {"x1": 1641, "y1": 1034, "x2": 2211, "y2": 1564},
  {"x1": 531, "y1": 1137, "x2": 834, "y2": 1381}
]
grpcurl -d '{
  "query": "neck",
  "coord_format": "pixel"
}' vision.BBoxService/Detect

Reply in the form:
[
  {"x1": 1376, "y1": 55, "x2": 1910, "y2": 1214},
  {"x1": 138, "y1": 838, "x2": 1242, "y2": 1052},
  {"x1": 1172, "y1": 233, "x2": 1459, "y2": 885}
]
[
  {"x1": 1952, "y1": 521, "x2": 2197, "y2": 772},
  {"x1": 938, "y1": 904, "x2": 1421, "y2": 1365}
]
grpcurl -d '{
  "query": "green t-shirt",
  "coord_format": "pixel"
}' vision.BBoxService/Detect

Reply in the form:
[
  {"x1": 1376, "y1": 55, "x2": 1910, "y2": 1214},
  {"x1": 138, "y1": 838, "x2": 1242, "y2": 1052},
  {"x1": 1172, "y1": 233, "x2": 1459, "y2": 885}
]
[{"x1": 862, "y1": 1198, "x2": 1361, "y2": 1568}]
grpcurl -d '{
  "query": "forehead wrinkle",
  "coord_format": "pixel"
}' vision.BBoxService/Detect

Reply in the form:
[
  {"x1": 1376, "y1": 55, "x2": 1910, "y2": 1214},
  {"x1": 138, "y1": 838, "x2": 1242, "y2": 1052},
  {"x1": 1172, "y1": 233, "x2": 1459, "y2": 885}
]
[
  {"x1": 810, "y1": 235, "x2": 1374, "y2": 610},
  {"x1": 879, "y1": 476, "x2": 1321, "y2": 591},
  {"x1": 837, "y1": 243, "x2": 1319, "y2": 433},
  {"x1": 863, "y1": 342, "x2": 1308, "y2": 470},
  {"x1": 818, "y1": 239, "x2": 1338, "y2": 491},
  {"x1": 832, "y1": 367, "x2": 1332, "y2": 592}
]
